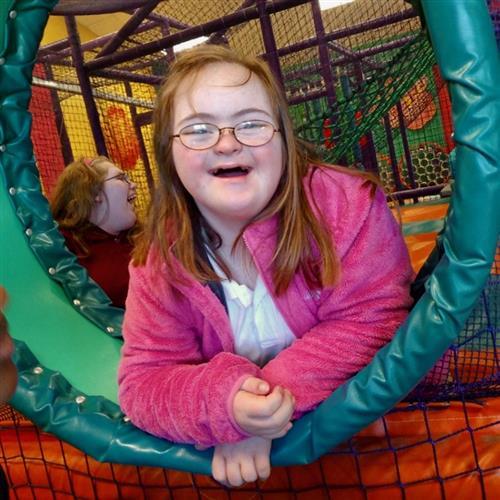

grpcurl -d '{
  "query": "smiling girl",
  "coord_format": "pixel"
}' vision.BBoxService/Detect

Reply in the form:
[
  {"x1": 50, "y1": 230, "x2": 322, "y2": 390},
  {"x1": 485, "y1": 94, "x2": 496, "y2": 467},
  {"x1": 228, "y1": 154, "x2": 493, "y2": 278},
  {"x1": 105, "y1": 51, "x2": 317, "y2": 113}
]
[
  {"x1": 50, "y1": 157, "x2": 137, "y2": 308},
  {"x1": 118, "y1": 45, "x2": 413, "y2": 487}
]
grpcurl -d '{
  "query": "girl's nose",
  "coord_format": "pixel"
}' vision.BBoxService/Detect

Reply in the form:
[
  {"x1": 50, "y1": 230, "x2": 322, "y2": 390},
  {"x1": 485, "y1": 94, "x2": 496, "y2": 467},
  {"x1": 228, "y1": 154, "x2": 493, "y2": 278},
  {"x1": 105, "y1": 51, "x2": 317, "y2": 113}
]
[{"x1": 214, "y1": 128, "x2": 242, "y2": 154}]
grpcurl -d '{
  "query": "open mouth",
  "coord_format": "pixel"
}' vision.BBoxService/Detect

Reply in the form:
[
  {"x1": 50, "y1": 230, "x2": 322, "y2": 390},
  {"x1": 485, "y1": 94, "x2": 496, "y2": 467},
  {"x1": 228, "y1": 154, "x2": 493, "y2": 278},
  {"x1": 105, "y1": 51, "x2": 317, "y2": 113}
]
[
  {"x1": 127, "y1": 194, "x2": 136, "y2": 203},
  {"x1": 210, "y1": 166, "x2": 251, "y2": 178}
]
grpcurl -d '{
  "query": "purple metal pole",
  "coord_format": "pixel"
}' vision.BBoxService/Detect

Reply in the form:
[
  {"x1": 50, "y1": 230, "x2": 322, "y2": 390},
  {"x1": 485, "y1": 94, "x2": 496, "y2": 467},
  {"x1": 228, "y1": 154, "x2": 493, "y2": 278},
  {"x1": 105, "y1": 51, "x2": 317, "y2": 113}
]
[
  {"x1": 310, "y1": 0, "x2": 336, "y2": 108},
  {"x1": 52, "y1": 0, "x2": 150, "y2": 16},
  {"x1": 391, "y1": 185, "x2": 445, "y2": 202},
  {"x1": 39, "y1": 21, "x2": 160, "y2": 64},
  {"x1": 277, "y1": 8, "x2": 416, "y2": 58},
  {"x1": 92, "y1": 68, "x2": 163, "y2": 86},
  {"x1": 206, "y1": 0, "x2": 256, "y2": 49},
  {"x1": 328, "y1": 40, "x2": 381, "y2": 71},
  {"x1": 65, "y1": 15, "x2": 107, "y2": 156},
  {"x1": 351, "y1": 63, "x2": 378, "y2": 174},
  {"x1": 44, "y1": 62, "x2": 73, "y2": 165},
  {"x1": 97, "y1": 0, "x2": 162, "y2": 58},
  {"x1": 84, "y1": 0, "x2": 311, "y2": 72},
  {"x1": 382, "y1": 113, "x2": 404, "y2": 192},
  {"x1": 37, "y1": 38, "x2": 70, "y2": 58},
  {"x1": 136, "y1": 111, "x2": 153, "y2": 128},
  {"x1": 155, "y1": 12, "x2": 175, "y2": 71},
  {"x1": 257, "y1": 0, "x2": 284, "y2": 85},
  {"x1": 396, "y1": 102, "x2": 417, "y2": 189},
  {"x1": 343, "y1": 36, "x2": 416, "y2": 65},
  {"x1": 123, "y1": 81, "x2": 155, "y2": 191},
  {"x1": 283, "y1": 36, "x2": 416, "y2": 84},
  {"x1": 40, "y1": 55, "x2": 165, "y2": 85},
  {"x1": 288, "y1": 88, "x2": 328, "y2": 106},
  {"x1": 146, "y1": 12, "x2": 190, "y2": 30}
]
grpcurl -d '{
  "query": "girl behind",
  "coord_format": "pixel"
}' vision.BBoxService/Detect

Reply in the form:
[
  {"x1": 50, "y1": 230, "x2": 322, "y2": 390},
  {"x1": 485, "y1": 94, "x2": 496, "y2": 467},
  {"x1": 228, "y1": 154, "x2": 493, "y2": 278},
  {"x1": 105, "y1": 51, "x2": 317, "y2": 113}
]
[{"x1": 50, "y1": 157, "x2": 137, "y2": 308}]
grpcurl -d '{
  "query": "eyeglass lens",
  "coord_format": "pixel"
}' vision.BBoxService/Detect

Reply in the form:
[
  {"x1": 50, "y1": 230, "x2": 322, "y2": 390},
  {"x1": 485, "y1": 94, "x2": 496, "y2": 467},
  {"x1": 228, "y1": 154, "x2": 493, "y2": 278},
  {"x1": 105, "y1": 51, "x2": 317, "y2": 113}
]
[
  {"x1": 105, "y1": 173, "x2": 130, "y2": 183},
  {"x1": 178, "y1": 120, "x2": 276, "y2": 150}
]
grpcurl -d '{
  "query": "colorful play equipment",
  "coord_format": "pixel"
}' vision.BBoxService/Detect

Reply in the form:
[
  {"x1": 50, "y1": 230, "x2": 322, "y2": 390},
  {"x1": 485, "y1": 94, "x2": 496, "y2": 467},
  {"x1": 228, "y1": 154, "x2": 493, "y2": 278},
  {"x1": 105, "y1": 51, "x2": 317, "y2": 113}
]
[{"x1": 0, "y1": 0, "x2": 499, "y2": 498}]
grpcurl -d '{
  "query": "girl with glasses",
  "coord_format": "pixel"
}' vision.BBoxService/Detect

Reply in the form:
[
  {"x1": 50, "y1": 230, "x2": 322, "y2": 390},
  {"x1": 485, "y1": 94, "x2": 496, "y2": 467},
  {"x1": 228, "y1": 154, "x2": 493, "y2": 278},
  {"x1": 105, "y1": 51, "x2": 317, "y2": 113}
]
[
  {"x1": 118, "y1": 45, "x2": 413, "y2": 486},
  {"x1": 50, "y1": 156, "x2": 137, "y2": 308}
]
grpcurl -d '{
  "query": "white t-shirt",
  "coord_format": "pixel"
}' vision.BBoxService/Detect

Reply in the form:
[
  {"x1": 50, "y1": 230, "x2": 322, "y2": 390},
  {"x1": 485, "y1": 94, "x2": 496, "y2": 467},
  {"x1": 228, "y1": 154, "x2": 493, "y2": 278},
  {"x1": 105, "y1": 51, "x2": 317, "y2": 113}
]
[{"x1": 207, "y1": 253, "x2": 296, "y2": 366}]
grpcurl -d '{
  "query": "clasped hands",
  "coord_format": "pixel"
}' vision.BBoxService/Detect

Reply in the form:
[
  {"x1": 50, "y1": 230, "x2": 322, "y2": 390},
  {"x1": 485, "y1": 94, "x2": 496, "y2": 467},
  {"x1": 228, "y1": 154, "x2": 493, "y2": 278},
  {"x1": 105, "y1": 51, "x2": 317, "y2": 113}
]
[{"x1": 212, "y1": 376, "x2": 295, "y2": 487}]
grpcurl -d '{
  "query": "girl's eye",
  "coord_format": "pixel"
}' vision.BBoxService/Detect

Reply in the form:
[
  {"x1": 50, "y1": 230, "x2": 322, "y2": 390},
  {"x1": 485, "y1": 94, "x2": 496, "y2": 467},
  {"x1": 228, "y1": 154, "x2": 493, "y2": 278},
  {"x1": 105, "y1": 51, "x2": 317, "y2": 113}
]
[
  {"x1": 238, "y1": 121, "x2": 262, "y2": 130},
  {"x1": 182, "y1": 124, "x2": 214, "y2": 135}
]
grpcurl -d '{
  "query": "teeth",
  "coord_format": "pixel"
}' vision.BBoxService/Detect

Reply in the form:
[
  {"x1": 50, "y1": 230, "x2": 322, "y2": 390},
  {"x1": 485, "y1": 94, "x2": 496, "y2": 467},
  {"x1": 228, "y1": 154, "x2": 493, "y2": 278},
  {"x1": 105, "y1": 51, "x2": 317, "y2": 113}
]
[{"x1": 212, "y1": 166, "x2": 249, "y2": 176}]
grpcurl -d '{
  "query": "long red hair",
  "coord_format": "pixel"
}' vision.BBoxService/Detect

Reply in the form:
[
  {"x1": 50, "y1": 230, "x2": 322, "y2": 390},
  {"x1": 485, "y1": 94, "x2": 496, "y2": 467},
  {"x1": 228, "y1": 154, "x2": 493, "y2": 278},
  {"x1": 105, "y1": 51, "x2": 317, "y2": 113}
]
[{"x1": 134, "y1": 44, "x2": 376, "y2": 294}]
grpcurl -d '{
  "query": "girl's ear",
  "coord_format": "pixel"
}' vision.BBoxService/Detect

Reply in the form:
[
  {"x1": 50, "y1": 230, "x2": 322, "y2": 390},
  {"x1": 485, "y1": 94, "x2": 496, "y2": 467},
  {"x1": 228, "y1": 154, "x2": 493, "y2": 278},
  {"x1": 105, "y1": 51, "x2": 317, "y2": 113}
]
[{"x1": 95, "y1": 194, "x2": 103, "y2": 203}]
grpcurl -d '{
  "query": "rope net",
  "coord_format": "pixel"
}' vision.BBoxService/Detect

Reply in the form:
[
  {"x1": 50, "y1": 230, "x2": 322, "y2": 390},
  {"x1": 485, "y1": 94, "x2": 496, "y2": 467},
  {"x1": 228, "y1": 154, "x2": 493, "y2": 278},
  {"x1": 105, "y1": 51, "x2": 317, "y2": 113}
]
[
  {"x1": 1, "y1": 0, "x2": 499, "y2": 498},
  {"x1": 1, "y1": 242, "x2": 499, "y2": 496},
  {"x1": 32, "y1": 0, "x2": 456, "y2": 217}
]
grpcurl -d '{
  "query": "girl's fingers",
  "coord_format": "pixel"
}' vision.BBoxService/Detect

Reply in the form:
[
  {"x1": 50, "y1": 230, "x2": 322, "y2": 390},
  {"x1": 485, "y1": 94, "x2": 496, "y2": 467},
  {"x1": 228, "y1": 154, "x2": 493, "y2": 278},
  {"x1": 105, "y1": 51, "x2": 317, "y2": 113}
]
[
  {"x1": 267, "y1": 389, "x2": 294, "y2": 422},
  {"x1": 250, "y1": 386, "x2": 284, "y2": 417},
  {"x1": 240, "y1": 376, "x2": 269, "y2": 395},
  {"x1": 225, "y1": 459, "x2": 244, "y2": 487},
  {"x1": 240, "y1": 458, "x2": 258, "y2": 483},
  {"x1": 235, "y1": 388, "x2": 281, "y2": 420},
  {"x1": 211, "y1": 449, "x2": 228, "y2": 485},
  {"x1": 234, "y1": 387, "x2": 295, "y2": 436},
  {"x1": 250, "y1": 388, "x2": 294, "y2": 432},
  {"x1": 254, "y1": 453, "x2": 271, "y2": 482}
]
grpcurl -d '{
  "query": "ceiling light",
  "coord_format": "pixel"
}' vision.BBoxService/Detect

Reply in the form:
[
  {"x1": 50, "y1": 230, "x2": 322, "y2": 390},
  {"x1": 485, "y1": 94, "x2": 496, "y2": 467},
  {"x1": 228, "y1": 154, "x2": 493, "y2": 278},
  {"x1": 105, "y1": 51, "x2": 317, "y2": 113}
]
[
  {"x1": 173, "y1": 36, "x2": 209, "y2": 53},
  {"x1": 319, "y1": 0, "x2": 355, "y2": 10}
]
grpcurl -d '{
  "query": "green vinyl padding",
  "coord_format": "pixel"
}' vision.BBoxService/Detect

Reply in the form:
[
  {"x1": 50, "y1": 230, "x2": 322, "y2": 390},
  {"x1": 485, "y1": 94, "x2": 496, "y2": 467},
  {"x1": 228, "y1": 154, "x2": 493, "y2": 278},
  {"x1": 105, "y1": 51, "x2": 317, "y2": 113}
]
[{"x1": 0, "y1": 0, "x2": 499, "y2": 475}]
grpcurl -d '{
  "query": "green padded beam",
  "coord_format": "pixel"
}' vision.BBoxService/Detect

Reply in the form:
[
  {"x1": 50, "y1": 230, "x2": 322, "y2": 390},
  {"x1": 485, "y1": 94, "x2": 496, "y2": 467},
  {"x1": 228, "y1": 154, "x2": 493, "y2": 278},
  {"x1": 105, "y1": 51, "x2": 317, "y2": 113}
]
[{"x1": 0, "y1": 0, "x2": 498, "y2": 474}]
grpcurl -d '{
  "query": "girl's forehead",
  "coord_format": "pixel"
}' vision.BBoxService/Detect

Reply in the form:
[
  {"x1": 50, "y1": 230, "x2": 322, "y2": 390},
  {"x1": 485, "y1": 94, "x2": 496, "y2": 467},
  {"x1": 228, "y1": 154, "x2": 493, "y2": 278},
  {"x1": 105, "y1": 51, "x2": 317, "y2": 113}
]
[
  {"x1": 191, "y1": 62, "x2": 251, "y2": 88},
  {"x1": 182, "y1": 62, "x2": 269, "y2": 99},
  {"x1": 94, "y1": 162, "x2": 119, "y2": 180},
  {"x1": 173, "y1": 62, "x2": 273, "y2": 119},
  {"x1": 99, "y1": 161, "x2": 119, "y2": 173}
]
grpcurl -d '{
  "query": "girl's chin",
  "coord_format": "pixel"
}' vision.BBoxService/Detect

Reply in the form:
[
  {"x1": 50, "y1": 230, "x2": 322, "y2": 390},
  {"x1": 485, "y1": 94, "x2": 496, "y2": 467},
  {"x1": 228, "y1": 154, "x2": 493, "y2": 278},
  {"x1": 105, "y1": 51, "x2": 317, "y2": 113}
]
[{"x1": 215, "y1": 205, "x2": 263, "y2": 222}]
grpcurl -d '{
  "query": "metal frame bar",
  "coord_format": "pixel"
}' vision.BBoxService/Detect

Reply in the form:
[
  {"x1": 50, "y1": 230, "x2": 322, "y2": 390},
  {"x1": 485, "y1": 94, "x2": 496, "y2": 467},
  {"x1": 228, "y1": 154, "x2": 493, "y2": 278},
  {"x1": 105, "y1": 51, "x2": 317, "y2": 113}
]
[
  {"x1": 84, "y1": 0, "x2": 311, "y2": 71},
  {"x1": 97, "y1": 0, "x2": 162, "y2": 58},
  {"x1": 310, "y1": 0, "x2": 337, "y2": 108},
  {"x1": 52, "y1": 0, "x2": 150, "y2": 16},
  {"x1": 257, "y1": 0, "x2": 284, "y2": 83},
  {"x1": 38, "y1": 20, "x2": 160, "y2": 63},
  {"x1": 65, "y1": 15, "x2": 107, "y2": 155},
  {"x1": 32, "y1": 76, "x2": 155, "y2": 109}
]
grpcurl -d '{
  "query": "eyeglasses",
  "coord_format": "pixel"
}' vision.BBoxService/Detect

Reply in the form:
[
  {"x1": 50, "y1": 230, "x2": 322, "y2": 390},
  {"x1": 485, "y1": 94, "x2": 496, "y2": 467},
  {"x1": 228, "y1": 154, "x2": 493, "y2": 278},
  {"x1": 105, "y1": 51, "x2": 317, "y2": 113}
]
[
  {"x1": 171, "y1": 120, "x2": 279, "y2": 151},
  {"x1": 104, "y1": 172, "x2": 131, "y2": 184}
]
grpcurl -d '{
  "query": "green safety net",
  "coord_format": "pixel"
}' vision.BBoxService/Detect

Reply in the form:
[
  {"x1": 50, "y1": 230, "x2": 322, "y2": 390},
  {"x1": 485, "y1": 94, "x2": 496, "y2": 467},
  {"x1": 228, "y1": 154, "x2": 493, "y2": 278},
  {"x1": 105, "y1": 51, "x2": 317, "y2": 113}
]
[
  {"x1": 295, "y1": 30, "x2": 436, "y2": 164},
  {"x1": 0, "y1": 0, "x2": 499, "y2": 475}
]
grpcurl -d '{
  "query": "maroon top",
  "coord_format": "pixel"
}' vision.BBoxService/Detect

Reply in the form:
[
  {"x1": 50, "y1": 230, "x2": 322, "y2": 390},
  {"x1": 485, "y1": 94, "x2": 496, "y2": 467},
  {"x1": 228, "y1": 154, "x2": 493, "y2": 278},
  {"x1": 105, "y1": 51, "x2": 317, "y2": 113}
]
[{"x1": 61, "y1": 225, "x2": 133, "y2": 308}]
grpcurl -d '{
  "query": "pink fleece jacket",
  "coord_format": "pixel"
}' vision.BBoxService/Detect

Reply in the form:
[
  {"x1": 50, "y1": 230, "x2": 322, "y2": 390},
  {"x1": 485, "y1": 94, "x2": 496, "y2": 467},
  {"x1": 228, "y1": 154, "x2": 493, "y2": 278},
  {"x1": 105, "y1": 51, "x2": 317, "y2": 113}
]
[{"x1": 118, "y1": 166, "x2": 414, "y2": 447}]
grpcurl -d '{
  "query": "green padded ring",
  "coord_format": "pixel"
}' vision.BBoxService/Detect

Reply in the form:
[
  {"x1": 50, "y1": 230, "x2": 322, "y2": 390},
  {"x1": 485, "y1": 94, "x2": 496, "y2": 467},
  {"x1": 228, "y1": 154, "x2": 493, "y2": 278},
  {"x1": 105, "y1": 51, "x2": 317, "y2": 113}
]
[{"x1": 0, "y1": 0, "x2": 498, "y2": 474}]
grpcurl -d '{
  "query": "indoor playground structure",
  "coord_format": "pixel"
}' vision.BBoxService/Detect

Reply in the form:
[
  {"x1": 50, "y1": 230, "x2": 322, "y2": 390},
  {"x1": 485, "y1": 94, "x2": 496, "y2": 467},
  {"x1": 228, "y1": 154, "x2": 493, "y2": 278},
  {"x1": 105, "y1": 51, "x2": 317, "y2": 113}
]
[{"x1": 0, "y1": 0, "x2": 499, "y2": 498}]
